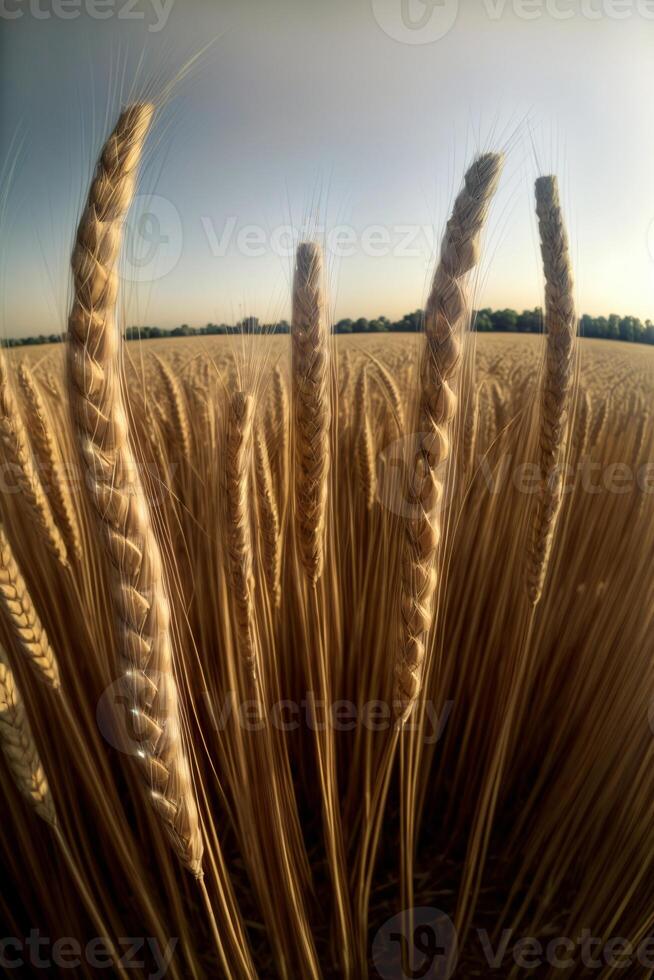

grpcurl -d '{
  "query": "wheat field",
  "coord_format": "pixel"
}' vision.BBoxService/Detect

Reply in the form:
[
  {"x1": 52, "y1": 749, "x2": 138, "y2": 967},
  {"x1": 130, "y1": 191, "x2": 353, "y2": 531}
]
[{"x1": 1, "y1": 107, "x2": 653, "y2": 979}]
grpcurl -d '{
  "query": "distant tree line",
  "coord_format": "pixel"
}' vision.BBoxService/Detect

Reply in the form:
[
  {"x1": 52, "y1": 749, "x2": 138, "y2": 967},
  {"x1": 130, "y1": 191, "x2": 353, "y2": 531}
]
[{"x1": 6, "y1": 309, "x2": 654, "y2": 346}]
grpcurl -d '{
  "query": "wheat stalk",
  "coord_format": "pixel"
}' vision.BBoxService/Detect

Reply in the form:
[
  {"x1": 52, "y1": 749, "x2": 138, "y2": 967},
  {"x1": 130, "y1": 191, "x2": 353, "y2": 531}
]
[
  {"x1": 526, "y1": 175, "x2": 576, "y2": 606},
  {"x1": 370, "y1": 357, "x2": 405, "y2": 433},
  {"x1": 353, "y1": 365, "x2": 376, "y2": 510},
  {"x1": 254, "y1": 429, "x2": 281, "y2": 609},
  {"x1": 0, "y1": 524, "x2": 59, "y2": 690},
  {"x1": 17, "y1": 362, "x2": 82, "y2": 561},
  {"x1": 66, "y1": 103, "x2": 203, "y2": 877},
  {"x1": 463, "y1": 384, "x2": 480, "y2": 476},
  {"x1": 0, "y1": 356, "x2": 68, "y2": 567},
  {"x1": 394, "y1": 152, "x2": 504, "y2": 720},
  {"x1": 224, "y1": 390, "x2": 258, "y2": 672},
  {"x1": 589, "y1": 395, "x2": 608, "y2": 450},
  {"x1": 154, "y1": 355, "x2": 191, "y2": 462},
  {"x1": 0, "y1": 642, "x2": 57, "y2": 825},
  {"x1": 291, "y1": 242, "x2": 330, "y2": 584},
  {"x1": 271, "y1": 364, "x2": 289, "y2": 469}
]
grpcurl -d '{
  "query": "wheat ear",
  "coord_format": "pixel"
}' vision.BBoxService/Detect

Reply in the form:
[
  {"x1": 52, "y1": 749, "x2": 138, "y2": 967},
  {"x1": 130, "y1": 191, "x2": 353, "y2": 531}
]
[
  {"x1": 526, "y1": 175, "x2": 576, "y2": 606},
  {"x1": 154, "y1": 355, "x2": 191, "y2": 462},
  {"x1": 224, "y1": 391, "x2": 258, "y2": 672},
  {"x1": 0, "y1": 356, "x2": 68, "y2": 567},
  {"x1": 291, "y1": 242, "x2": 330, "y2": 583},
  {"x1": 17, "y1": 362, "x2": 82, "y2": 561},
  {"x1": 0, "y1": 525, "x2": 59, "y2": 690},
  {"x1": 67, "y1": 103, "x2": 203, "y2": 877},
  {"x1": 353, "y1": 366, "x2": 376, "y2": 510},
  {"x1": 0, "y1": 643, "x2": 57, "y2": 825},
  {"x1": 371, "y1": 358, "x2": 405, "y2": 433},
  {"x1": 394, "y1": 153, "x2": 504, "y2": 720},
  {"x1": 254, "y1": 429, "x2": 281, "y2": 608}
]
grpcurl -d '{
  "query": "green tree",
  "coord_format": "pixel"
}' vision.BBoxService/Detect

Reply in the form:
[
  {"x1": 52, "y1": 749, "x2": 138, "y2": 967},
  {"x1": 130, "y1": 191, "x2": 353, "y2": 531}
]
[{"x1": 491, "y1": 309, "x2": 518, "y2": 332}]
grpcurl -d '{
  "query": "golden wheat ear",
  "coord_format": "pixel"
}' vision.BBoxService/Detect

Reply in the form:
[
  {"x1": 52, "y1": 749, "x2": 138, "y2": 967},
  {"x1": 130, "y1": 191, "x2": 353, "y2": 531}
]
[
  {"x1": 353, "y1": 364, "x2": 376, "y2": 510},
  {"x1": 394, "y1": 151, "x2": 504, "y2": 721},
  {"x1": 291, "y1": 241, "x2": 330, "y2": 584},
  {"x1": 0, "y1": 356, "x2": 68, "y2": 567},
  {"x1": 0, "y1": 643, "x2": 57, "y2": 826},
  {"x1": 254, "y1": 429, "x2": 281, "y2": 608},
  {"x1": 66, "y1": 103, "x2": 203, "y2": 877},
  {"x1": 17, "y1": 362, "x2": 82, "y2": 562},
  {"x1": 526, "y1": 174, "x2": 576, "y2": 606},
  {"x1": 0, "y1": 524, "x2": 60, "y2": 690},
  {"x1": 224, "y1": 389, "x2": 258, "y2": 674}
]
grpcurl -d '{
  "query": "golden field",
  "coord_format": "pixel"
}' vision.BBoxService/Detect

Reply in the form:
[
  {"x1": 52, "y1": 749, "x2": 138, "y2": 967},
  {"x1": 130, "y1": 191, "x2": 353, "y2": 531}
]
[
  {"x1": 1, "y1": 328, "x2": 653, "y2": 977},
  {"x1": 0, "y1": 112, "x2": 650, "y2": 979}
]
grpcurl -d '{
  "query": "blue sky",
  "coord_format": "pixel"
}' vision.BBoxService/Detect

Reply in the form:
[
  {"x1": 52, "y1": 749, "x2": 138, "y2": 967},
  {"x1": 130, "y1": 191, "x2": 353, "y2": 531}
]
[{"x1": 1, "y1": 0, "x2": 654, "y2": 336}]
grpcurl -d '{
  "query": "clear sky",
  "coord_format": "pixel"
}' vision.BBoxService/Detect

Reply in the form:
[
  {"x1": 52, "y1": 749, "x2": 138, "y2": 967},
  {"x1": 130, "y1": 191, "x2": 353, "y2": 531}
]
[{"x1": 1, "y1": 0, "x2": 654, "y2": 336}]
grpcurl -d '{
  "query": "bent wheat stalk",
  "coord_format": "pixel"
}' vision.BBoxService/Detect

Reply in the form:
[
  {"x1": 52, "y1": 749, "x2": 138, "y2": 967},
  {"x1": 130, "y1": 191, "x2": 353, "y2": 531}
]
[
  {"x1": 526, "y1": 175, "x2": 576, "y2": 605},
  {"x1": 66, "y1": 103, "x2": 203, "y2": 876},
  {"x1": 291, "y1": 242, "x2": 330, "y2": 584},
  {"x1": 394, "y1": 152, "x2": 504, "y2": 720}
]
